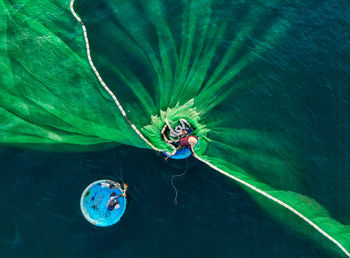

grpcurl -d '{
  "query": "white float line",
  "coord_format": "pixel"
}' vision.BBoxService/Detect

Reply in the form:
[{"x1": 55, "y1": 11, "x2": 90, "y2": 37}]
[
  {"x1": 69, "y1": 1, "x2": 350, "y2": 256},
  {"x1": 70, "y1": 0, "x2": 165, "y2": 153},
  {"x1": 194, "y1": 154, "x2": 350, "y2": 257}
]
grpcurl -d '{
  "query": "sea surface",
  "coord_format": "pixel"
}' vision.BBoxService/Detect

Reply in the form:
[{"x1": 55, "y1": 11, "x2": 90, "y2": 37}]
[
  {"x1": 0, "y1": 146, "x2": 337, "y2": 258},
  {"x1": 1, "y1": 0, "x2": 350, "y2": 257}
]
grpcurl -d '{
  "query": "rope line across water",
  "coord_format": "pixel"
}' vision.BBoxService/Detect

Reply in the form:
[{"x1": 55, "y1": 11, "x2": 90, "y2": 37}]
[
  {"x1": 69, "y1": 1, "x2": 349, "y2": 256},
  {"x1": 194, "y1": 155, "x2": 350, "y2": 257},
  {"x1": 171, "y1": 158, "x2": 189, "y2": 205},
  {"x1": 70, "y1": 0, "x2": 163, "y2": 153}
]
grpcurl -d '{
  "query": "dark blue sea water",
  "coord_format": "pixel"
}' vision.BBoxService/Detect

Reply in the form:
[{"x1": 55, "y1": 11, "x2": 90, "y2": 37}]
[
  {"x1": 0, "y1": 146, "x2": 335, "y2": 257},
  {"x1": 1, "y1": 0, "x2": 350, "y2": 257}
]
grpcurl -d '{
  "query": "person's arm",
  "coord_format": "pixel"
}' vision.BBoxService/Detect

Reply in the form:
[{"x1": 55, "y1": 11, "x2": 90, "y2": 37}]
[
  {"x1": 111, "y1": 195, "x2": 122, "y2": 201},
  {"x1": 165, "y1": 145, "x2": 182, "y2": 161},
  {"x1": 121, "y1": 184, "x2": 128, "y2": 196},
  {"x1": 189, "y1": 136, "x2": 198, "y2": 155}
]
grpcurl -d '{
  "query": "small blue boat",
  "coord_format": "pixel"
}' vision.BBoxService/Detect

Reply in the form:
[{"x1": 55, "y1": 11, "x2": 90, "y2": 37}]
[
  {"x1": 80, "y1": 180, "x2": 127, "y2": 227},
  {"x1": 163, "y1": 138, "x2": 200, "y2": 160}
]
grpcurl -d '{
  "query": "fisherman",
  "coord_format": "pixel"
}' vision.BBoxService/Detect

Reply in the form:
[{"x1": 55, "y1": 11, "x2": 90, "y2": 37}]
[
  {"x1": 165, "y1": 129, "x2": 198, "y2": 160},
  {"x1": 178, "y1": 129, "x2": 199, "y2": 155},
  {"x1": 106, "y1": 183, "x2": 128, "y2": 211}
]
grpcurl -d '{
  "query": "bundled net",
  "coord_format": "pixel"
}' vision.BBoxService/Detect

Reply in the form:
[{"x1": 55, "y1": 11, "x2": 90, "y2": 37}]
[{"x1": 1, "y1": 0, "x2": 349, "y2": 256}]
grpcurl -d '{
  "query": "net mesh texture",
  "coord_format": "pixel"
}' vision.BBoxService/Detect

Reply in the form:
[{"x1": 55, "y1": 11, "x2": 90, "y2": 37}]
[{"x1": 1, "y1": 0, "x2": 349, "y2": 256}]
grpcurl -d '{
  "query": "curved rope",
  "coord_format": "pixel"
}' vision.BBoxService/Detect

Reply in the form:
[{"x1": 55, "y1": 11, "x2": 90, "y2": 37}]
[
  {"x1": 69, "y1": 1, "x2": 350, "y2": 256},
  {"x1": 171, "y1": 158, "x2": 189, "y2": 205},
  {"x1": 70, "y1": 0, "x2": 164, "y2": 153},
  {"x1": 193, "y1": 154, "x2": 350, "y2": 257}
]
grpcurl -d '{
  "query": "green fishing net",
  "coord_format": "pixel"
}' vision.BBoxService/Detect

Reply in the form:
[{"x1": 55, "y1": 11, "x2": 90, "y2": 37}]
[{"x1": 1, "y1": 0, "x2": 349, "y2": 256}]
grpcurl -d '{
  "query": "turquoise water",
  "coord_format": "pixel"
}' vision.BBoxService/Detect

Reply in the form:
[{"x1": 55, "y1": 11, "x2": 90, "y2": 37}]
[{"x1": 1, "y1": 0, "x2": 350, "y2": 257}]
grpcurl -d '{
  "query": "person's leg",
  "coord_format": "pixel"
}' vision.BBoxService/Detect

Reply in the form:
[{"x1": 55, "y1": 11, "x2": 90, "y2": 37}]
[{"x1": 165, "y1": 146, "x2": 181, "y2": 161}]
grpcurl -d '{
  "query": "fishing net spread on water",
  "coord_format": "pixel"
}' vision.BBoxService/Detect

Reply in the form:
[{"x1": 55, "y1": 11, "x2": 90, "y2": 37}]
[{"x1": 1, "y1": 0, "x2": 350, "y2": 256}]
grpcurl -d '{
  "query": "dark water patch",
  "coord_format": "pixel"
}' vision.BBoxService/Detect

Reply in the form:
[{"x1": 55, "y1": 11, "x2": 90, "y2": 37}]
[{"x1": 0, "y1": 146, "x2": 331, "y2": 257}]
